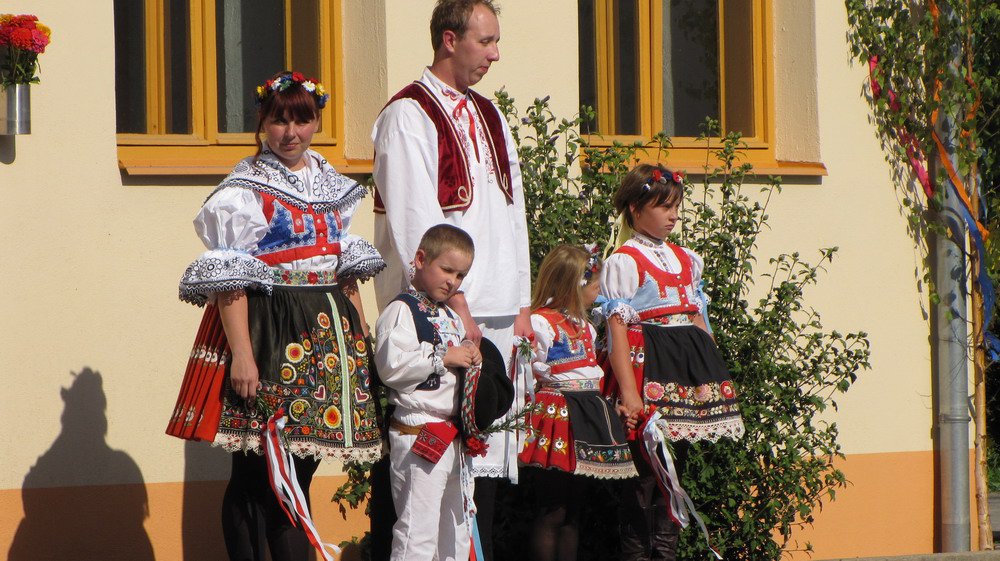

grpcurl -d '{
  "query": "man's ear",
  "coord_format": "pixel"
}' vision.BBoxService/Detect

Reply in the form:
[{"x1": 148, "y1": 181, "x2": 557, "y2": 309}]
[{"x1": 441, "y1": 29, "x2": 458, "y2": 53}]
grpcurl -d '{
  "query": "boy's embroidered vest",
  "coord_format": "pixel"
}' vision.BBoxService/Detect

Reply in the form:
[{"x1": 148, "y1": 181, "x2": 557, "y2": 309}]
[
  {"x1": 253, "y1": 192, "x2": 343, "y2": 266},
  {"x1": 393, "y1": 292, "x2": 455, "y2": 391},
  {"x1": 372, "y1": 81, "x2": 513, "y2": 214},
  {"x1": 535, "y1": 308, "x2": 598, "y2": 374},
  {"x1": 614, "y1": 244, "x2": 700, "y2": 320}
]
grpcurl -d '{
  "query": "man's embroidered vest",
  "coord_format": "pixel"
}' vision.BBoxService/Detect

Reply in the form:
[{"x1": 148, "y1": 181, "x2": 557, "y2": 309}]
[
  {"x1": 614, "y1": 245, "x2": 700, "y2": 320},
  {"x1": 373, "y1": 81, "x2": 513, "y2": 214},
  {"x1": 535, "y1": 308, "x2": 598, "y2": 375},
  {"x1": 253, "y1": 192, "x2": 343, "y2": 266}
]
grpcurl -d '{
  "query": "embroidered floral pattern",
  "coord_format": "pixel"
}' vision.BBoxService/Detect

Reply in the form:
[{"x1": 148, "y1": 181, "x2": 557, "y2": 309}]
[{"x1": 213, "y1": 301, "x2": 382, "y2": 461}]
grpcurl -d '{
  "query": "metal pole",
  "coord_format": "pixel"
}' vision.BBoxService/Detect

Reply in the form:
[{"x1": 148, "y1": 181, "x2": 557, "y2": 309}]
[{"x1": 934, "y1": 1, "x2": 971, "y2": 551}]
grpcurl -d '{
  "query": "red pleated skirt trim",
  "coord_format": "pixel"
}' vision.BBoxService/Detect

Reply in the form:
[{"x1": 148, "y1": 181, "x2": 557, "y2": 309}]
[{"x1": 165, "y1": 305, "x2": 229, "y2": 442}]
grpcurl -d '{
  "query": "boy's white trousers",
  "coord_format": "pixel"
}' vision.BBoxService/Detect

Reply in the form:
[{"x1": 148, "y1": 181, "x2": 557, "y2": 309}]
[{"x1": 389, "y1": 429, "x2": 471, "y2": 561}]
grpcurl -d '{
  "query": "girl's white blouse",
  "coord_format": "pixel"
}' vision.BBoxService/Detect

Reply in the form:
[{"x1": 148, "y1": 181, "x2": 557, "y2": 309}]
[
  {"x1": 600, "y1": 236, "x2": 706, "y2": 316},
  {"x1": 530, "y1": 313, "x2": 604, "y2": 384}
]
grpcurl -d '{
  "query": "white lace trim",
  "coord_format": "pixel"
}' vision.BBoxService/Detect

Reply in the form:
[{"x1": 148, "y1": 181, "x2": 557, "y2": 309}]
[
  {"x1": 337, "y1": 237, "x2": 387, "y2": 283},
  {"x1": 432, "y1": 343, "x2": 448, "y2": 377},
  {"x1": 179, "y1": 249, "x2": 273, "y2": 306},
  {"x1": 607, "y1": 302, "x2": 640, "y2": 325},
  {"x1": 654, "y1": 417, "x2": 745, "y2": 444},
  {"x1": 212, "y1": 430, "x2": 386, "y2": 463},
  {"x1": 211, "y1": 149, "x2": 365, "y2": 213}
]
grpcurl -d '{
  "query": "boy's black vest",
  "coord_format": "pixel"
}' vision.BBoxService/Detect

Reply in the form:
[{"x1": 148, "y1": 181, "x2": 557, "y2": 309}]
[{"x1": 392, "y1": 292, "x2": 455, "y2": 391}]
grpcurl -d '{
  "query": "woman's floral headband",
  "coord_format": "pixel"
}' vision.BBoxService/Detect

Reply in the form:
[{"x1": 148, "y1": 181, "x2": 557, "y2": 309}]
[
  {"x1": 255, "y1": 72, "x2": 329, "y2": 109},
  {"x1": 581, "y1": 243, "x2": 601, "y2": 286},
  {"x1": 643, "y1": 168, "x2": 684, "y2": 191}
]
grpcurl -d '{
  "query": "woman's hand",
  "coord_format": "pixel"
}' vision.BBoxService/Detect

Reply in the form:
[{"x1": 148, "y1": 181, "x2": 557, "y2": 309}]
[{"x1": 229, "y1": 350, "x2": 260, "y2": 399}]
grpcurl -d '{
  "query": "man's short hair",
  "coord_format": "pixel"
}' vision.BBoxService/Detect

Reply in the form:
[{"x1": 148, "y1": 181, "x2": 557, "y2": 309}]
[
  {"x1": 430, "y1": 0, "x2": 500, "y2": 51},
  {"x1": 418, "y1": 224, "x2": 476, "y2": 262}
]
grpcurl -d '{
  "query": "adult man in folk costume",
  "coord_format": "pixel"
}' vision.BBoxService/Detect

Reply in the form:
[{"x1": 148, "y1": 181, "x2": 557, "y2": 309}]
[{"x1": 370, "y1": 0, "x2": 531, "y2": 559}]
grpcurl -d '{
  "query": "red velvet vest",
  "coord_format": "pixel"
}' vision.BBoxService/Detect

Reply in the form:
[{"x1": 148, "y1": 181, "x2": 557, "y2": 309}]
[
  {"x1": 614, "y1": 244, "x2": 700, "y2": 320},
  {"x1": 535, "y1": 308, "x2": 598, "y2": 375},
  {"x1": 373, "y1": 81, "x2": 513, "y2": 214}
]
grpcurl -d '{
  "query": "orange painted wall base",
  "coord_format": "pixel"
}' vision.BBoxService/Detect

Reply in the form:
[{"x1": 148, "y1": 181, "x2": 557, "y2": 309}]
[
  {"x1": 1, "y1": 475, "x2": 367, "y2": 561},
  {"x1": 0, "y1": 449, "x2": 978, "y2": 560}
]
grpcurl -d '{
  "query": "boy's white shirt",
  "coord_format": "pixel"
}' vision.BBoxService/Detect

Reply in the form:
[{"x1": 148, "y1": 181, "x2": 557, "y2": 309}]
[{"x1": 375, "y1": 297, "x2": 467, "y2": 425}]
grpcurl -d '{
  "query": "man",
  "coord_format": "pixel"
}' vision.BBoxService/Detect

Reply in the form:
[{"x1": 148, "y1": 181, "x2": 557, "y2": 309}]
[{"x1": 371, "y1": 1, "x2": 531, "y2": 559}]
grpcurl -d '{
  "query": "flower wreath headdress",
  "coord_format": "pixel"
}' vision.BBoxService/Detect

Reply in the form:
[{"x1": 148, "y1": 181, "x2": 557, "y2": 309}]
[
  {"x1": 642, "y1": 168, "x2": 685, "y2": 191},
  {"x1": 581, "y1": 243, "x2": 601, "y2": 286},
  {"x1": 255, "y1": 72, "x2": 330, "y2": 109}
]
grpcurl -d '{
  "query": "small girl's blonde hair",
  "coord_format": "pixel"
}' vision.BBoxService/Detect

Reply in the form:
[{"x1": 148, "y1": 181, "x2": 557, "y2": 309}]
[{"x1": 531, "y1": 245, "x2": 601, "y2": 322}]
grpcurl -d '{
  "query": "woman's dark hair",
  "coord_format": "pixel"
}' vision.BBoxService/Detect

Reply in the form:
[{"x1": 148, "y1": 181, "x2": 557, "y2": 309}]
[
  {"x1": 253, "y1": 71, "x2": 321, "y2": 161},
  {"x1": 612, "y1": 163, "x2": 684, "y2": 227}
]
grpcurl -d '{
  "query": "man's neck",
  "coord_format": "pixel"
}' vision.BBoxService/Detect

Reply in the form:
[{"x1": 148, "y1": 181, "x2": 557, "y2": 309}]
[{"x1": 427, "y1": 62, "x2": 468, "y2": 94}]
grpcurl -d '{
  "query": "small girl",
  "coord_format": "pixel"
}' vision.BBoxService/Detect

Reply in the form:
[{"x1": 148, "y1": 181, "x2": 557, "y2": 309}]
[
  {"x1": 602, "y1": 164, "x2": 744, "y2": 561},
  {"x1": 519, "y1": 244, "x2": 637, "y2": 561}
]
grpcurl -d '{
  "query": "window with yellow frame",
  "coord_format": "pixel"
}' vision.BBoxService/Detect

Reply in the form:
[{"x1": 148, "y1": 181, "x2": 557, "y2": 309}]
[
  {"x1": 579, "y1": 0, "x2": 799, "y2": 172},
  {"x1": 113, "y1": 0, "x2": 346, "y2": 175}
]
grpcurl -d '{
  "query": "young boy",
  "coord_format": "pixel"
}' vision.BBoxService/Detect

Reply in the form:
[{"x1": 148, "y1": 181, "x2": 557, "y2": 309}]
[{"x1": 374, "y1": 224, "x2": 482, "y2": 561}]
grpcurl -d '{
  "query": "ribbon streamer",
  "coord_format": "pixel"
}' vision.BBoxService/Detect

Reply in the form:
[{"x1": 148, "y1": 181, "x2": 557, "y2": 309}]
[
  {"x1": 641, "y1": 411, "x2": 723, "y2": 559},
  {"x1": 263, "y1": 410, "x2": 341, "y2": 561},
  {"x1": 867, "y1": 55, "x2": 1000, "y2": 361}
]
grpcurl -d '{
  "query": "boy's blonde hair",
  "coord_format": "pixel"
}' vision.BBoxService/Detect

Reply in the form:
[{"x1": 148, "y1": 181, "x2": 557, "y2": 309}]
[
  {"x1": 418, "y1": 224, "x2": 475, "y2": 262},
  {"x1": 531, "y1": 245, "x2": 600, "y2": 322}
]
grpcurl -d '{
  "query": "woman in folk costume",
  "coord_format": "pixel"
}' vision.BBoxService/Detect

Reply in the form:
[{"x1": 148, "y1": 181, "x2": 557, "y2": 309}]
[
  {"x1": 519, "y1": 244, "x2": 637, "y2": 561},
  {"x1": 165, "y1": 71, "x2": 385, "y2": 561},
  {"x1": 601, "y1": 164, "x2": 744, "y2": 561}
]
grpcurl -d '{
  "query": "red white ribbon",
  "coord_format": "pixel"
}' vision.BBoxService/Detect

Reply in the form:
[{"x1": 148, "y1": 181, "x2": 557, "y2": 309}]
[
  {"x1": 642, "y1": 411, "x2": 723, "y2": 559},
  {"x1": 263, "y1": 410, "x2": 341, "y2": 561}
]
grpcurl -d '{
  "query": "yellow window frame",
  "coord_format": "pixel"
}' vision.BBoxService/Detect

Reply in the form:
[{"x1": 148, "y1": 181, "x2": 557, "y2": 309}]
[
  {"x1": 585, "y1": 0, "x2": 820, "y2": 175},
  {"x1": 116, "y1": 0, "x2": 350, "y2": 175}
]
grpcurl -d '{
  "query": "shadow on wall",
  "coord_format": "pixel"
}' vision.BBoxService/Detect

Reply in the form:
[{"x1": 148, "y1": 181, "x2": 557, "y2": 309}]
[
  {"x1": 181, "y1": 440, "x2": 230, "y2": 560},
  {"x1": 7, "y1": 367, "x2": 155, "y2": 561}
]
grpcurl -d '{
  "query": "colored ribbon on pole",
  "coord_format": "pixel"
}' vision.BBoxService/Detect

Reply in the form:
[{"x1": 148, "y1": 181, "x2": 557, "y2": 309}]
[
  {"x1": 263, "y1": 409, "x2": 341, "y2": 561},
  {"x1": 868, "y1": 54, "x2": 1000, "y2": 360},
  {"x1": 641, "y1": 411, "x2": 723, "y2": 559}
]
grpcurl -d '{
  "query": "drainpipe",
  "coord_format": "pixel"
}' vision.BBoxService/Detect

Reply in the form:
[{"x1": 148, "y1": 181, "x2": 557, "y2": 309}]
[{"x1": 933, "y1": 1, "x2": 970, "y2": 551}]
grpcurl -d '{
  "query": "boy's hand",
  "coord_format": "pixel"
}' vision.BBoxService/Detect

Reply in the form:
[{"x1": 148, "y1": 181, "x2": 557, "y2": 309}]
[
  {"x1": 461, "y1": 339, "x2": 482, "y2": 365},
  {"x1": 444, "y1": 343, "x2": 479, "y2": 368}
]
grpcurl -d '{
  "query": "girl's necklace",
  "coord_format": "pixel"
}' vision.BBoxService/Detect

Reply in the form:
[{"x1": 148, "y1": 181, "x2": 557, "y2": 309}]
[{"x1": 631, "y1": 232, "x2": 676, "y2": 273}]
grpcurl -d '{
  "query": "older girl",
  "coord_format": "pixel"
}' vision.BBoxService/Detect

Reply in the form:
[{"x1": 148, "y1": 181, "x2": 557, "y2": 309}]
[{"x1": 166, "y1": 71, "x2": 384, "y2": 561}]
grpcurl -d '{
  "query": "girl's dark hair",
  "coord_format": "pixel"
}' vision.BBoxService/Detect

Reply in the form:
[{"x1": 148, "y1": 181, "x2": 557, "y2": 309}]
[
  {"x1": 253, "y1": 71, "x2": 321, "y2": 161},
  {"x1": 612, "y1": 163, "x2": 684, "y2": 227}
]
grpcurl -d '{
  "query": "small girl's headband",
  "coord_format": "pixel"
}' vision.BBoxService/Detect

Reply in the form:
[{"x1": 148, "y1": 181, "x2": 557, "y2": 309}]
[
  {"x1": 581, "y1": 243, "x2": 601, "y2": 286},
  {"x1": 255, "y1": 72, "x2": 330, "y2": 109},
  {"x1": 642, "y1": 168, "x2": 684, "y2": 191}
]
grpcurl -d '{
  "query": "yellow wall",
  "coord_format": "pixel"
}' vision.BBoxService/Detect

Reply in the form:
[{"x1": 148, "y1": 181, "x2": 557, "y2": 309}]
[{"x1": 0, "y1": 0, "x2": 971, "y2": 559}]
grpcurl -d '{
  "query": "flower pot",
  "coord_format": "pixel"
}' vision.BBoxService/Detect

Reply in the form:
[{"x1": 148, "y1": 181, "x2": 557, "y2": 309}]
[{"x1": 0, "y1": 84, "x2": 30, "y2": 135}]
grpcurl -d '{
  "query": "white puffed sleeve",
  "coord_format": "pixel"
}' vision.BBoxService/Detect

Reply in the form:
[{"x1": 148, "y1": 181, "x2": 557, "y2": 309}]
[
  {"x1": 683, "y1": 247, "x2": 708, "y2": 313},
  {"x1": 337, "y1": 234, "x2": 387, "y2": 284},
  {"x1": 178, "y1": 187, "x2": 273, "y2": 306},
  {"x1": 374, "y1": 301, "x2": 448, "y2": 394},
  {"x1": 529, "y1": 314, "x2": 556, "y2": 380},
  {"x1": 597, "y1": 253, "x2": 641, "y2": 325}
]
